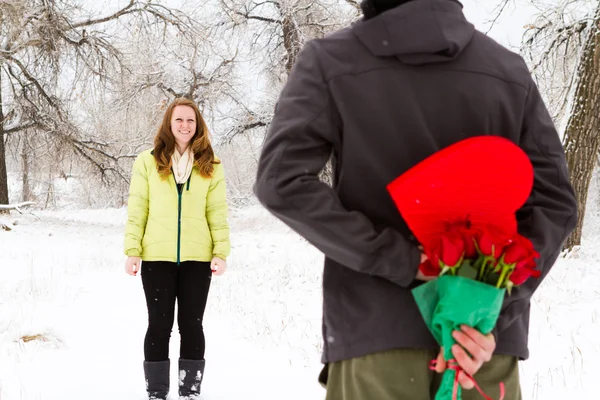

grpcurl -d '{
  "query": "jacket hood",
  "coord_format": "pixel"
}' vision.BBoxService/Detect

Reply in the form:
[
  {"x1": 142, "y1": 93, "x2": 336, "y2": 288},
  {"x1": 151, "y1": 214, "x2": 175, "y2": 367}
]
[{"x1": 353, "y1": 0, "x2": 475, "y2": 65}]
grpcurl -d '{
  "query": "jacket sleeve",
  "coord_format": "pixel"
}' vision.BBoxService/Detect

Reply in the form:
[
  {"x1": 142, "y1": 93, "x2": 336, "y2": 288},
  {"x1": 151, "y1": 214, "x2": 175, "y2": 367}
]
[
  {"x1": 124, "y1": 154, "x2": 150, "y2": 257},
  {"x1": 206, "y1": 162, "x2": 230, "y2": 260},
  {"x1": 495, "y1": 77, "x2": 578, "y2": 337},
  {"x1": 253, "y1": 40, "x2": 422, "y2": 287}
]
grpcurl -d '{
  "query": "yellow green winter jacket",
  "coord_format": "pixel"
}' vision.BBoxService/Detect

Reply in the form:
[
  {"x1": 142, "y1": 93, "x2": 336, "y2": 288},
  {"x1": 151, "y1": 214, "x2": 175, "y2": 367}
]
[{"x1": 124, "y1": 149, "x2": 230, "y2": 263}]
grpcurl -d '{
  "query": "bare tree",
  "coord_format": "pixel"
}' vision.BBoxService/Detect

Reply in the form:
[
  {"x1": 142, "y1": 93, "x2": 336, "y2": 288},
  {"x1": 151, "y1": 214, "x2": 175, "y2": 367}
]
[
  {"x1": 521, "y1": 0, "x2": 599, "y2": 249},
  {"x1": 221, "y1": 0, "x2": 356, "y2": 78},
  {"x1": 0, "y1": 0, "x2": 197, "y2": 208},
  {"x1": 97, "y1": 22, "x2": 241, "y2": 202},
  {"x1": 218, "y1": 0, "x2": 357, "y2": 136},
  {"x1": 215, "y1": 0, "x2": 357, "y2": 191}
]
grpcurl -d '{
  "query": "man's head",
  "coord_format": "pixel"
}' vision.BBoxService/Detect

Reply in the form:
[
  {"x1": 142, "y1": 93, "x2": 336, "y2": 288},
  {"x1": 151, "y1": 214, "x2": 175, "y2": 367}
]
[
  {"x1": 360, "y1": 0, "x2": 416, "y2": 19},
  {"x1": 361, "y1": 0, "x2": 461, "y2": 20}
]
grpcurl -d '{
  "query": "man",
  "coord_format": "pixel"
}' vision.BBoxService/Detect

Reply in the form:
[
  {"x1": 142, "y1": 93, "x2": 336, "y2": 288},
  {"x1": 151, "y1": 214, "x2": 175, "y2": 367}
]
[{"x1": 254, "y1": 0, "x2": 578, "y2": 398}]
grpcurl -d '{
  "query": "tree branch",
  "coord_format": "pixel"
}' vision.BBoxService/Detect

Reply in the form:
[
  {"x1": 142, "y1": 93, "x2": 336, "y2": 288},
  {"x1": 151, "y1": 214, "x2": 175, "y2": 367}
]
[
  {"x1": 4, "y1": 122, "x2": 39, "y2": 135},
  {"x1": 70, "y1": 0, "x2": 137, "y2": 29},
  {"x1": 5, "y1": 55, "x2": 62, "y2": 112},
  {"x1": 485, "y1": 0, "x2": 513, "y2": 35},
  {"x1": 0, "y1": 201, "x2": 35, "y2": 212},
  {"x1": 236, "y1": 11, "x2": 282, "y2": 24},
  {"x1": 344, "y1": 0, "x2": 361, "y2": 11},
  {"x1": 524, "y1": 20, "x2": 589, "y2": 71}
]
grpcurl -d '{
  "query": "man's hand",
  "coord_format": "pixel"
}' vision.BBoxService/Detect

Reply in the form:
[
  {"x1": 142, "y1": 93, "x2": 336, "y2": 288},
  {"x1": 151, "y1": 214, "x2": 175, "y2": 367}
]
[
  {"x1": 434, "y1": 325, "x2": 496, "y2": 389},
  {"x1": 416, "y1": 252, "x2": 436, "y2": 281}
]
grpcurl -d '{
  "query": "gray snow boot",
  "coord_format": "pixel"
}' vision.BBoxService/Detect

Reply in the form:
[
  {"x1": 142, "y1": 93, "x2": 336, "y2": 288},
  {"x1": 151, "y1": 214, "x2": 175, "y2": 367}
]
[
  {"x1": 178, "y1": 358, "x2": 205, "y2": 399},
  {"x1": 143, "y1": 359, "x2": 170, "y2": 400}
]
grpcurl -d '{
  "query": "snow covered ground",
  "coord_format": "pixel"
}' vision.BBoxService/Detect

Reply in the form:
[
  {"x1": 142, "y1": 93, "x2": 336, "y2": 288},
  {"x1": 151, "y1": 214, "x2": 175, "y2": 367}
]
[
  {"x1": 0, "y1": 206, "x2": 325, "y2": 399},
  {"x1": 0, "y1": 193, "x2": 598, "y2": 399}
]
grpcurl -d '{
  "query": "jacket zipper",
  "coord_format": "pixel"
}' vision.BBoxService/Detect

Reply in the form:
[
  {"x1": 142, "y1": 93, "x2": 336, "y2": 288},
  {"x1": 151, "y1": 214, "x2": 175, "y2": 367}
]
[
  {"x1": 171, "y1": 170, "x2": 182, "y2": 266},
  {"x1": 177, "y1": 188, "x2": 182, "y2": 266},
  {"x1": 173, "y1": 173, "x2": 192, "y2": 266}
]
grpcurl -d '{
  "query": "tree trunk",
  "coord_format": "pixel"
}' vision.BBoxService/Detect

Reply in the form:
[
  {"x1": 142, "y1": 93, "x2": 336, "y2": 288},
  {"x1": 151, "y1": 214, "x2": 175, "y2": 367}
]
[
  {"x1": 45, "y1": 173, "x2": 55, "y2": 209},
  {"x1": 21, "y1": 137, "x2": 32, "y2": 202},
  {"x1": 0, "y1": 69, "x2": 10, "y2": 213},
  {"x1": 563, "y1": 10, "x2": 600, "y2": 250},
  {"x1": 282, "y1": 16, "x2": 301, "y2": 75}
]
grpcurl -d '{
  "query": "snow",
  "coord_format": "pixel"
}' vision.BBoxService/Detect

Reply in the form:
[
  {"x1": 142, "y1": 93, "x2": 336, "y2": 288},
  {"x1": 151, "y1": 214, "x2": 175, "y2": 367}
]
[
  {"x1": 0, "y1": 205, "x2": 325, "y2": 399},
  {"x1": 1, "y1": 191, "x2": 598, "y2": 399}
]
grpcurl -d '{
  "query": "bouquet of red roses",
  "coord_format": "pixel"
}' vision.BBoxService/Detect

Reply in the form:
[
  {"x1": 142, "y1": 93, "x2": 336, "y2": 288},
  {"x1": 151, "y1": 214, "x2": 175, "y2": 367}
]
[
  {"x1": 420, "y1": 224, "x2": 540, "y2": 291},
  {"x1": 387, "y1": 136, "x2": 540, "y2": 400}
]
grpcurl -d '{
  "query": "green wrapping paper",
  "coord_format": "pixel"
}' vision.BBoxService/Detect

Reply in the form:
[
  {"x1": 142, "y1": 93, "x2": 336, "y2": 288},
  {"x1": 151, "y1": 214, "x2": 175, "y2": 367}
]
[{"x1": 412, "y1": 275, "x2": 505, "y2": 400}]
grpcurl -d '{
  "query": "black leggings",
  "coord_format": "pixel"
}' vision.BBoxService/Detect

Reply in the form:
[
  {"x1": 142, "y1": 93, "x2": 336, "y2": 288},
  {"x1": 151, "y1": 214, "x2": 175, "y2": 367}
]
[{"x1": 141, "y1": 261, "x2": 212, "y2": 361}]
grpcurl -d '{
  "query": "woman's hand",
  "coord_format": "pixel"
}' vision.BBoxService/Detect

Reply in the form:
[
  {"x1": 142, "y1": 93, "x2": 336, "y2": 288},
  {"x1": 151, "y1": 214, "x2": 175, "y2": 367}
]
[
  {"x1": 125, "y1": 256, "x2": 141, "y2": 276},
  {"x1": 211, "y1": 257, "x2": 227, "y2": 276}
]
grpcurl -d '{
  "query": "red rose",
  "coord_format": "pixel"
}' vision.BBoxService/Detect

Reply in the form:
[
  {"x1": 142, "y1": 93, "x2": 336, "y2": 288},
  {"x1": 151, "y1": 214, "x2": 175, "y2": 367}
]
[
  {"x1": 428, "y1": 233, "x2": 465, "y2": 268},
  {"x1": 503, "y1": 234, "x2": 540, "y2": 266},
  {"x1": 419, "y1": 259, "x2": 440, "y2": 277},
  {"x1": 475, "y1": 228, "x2": 509, "y2": 258},
  {"x1": 456, "y1": 227, "x2": 479, "y2": 259},
  {"x1": 509, "y1": 259, "x2": 541, "y2": 285}
]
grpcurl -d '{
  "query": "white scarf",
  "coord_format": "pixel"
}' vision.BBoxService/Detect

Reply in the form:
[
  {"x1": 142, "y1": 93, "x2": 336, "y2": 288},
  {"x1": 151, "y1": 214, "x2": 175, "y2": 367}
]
[{"x1": 171, "y1": 148, "x2": 194, "y2": 184}]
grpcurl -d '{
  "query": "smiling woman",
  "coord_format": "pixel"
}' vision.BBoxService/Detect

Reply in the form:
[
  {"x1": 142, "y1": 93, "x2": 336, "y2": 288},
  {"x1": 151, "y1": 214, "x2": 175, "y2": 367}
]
[
  {"x1": 123, "y1": 97, "x2": 231, "y2": 399},
  {"x1": 152, "y1": 98, "x2": 218, "y2": 180},
  {"x1": 171, "y1": 106, "x2": 197, "y2": 154}
]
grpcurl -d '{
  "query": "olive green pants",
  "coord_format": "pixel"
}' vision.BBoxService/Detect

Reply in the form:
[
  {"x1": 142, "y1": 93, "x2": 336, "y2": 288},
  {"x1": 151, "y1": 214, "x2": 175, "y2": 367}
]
[{"x1": 322, "y1": 348, "x2": 521, "y2": 400}]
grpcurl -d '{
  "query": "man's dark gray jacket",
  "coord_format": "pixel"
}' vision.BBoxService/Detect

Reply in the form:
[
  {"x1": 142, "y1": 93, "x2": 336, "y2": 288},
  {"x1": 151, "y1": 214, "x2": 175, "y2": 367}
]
[{"x1": 254, "y1": 0, "x2": 577, "y2": 363}]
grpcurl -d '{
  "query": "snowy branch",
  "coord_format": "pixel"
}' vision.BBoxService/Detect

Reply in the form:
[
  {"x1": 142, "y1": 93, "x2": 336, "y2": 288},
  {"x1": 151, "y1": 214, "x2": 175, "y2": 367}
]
[
  {"x1": 0, "y1": 201, "x2": 35, "y2": 212},
  {"x1": 4, "y1": 122, "x2": 40, "y2": 135},
  {"x1": 344, "y1": 0, "x2": 361, "y2": 11},
  {"x1": 485, "y1": 0, "x2": 513, "y2": 34}
]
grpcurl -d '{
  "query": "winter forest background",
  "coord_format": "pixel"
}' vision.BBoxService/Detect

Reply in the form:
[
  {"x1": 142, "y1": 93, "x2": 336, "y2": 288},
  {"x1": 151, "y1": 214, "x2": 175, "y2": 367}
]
[{"x1": 1, "y1": 0, "x2": 599, "y2": 399}]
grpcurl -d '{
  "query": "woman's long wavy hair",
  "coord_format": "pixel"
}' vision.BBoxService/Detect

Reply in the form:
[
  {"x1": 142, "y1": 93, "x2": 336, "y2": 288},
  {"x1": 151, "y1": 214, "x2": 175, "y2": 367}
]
[{"x1": 153, "y1": 98, "x2": 219, "y2": 179}]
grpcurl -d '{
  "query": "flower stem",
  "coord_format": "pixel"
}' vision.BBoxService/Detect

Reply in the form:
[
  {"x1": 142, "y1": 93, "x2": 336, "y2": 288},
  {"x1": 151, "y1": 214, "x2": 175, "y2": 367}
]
[
  {"x1": 496, "y1": 264, "x2": 515, "y2": 288},
  {"x1": 496, "y1": 267, "x2": 506, "y2": 288},
  {"x1": 477, "y1": 257, "x2": 489, "y2": 281}
]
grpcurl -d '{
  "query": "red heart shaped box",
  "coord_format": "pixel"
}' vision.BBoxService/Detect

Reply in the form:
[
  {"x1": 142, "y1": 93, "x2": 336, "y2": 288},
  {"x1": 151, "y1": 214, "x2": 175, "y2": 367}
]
[{"x1": 386, "y1": 136, "x2": 534, "y2": 248}]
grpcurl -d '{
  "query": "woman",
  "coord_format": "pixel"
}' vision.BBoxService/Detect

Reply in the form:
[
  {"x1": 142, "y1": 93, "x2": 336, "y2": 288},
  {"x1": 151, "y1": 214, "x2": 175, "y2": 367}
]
[{"x1": 124, "y1": 98, "x2": 230, "y2": 399}]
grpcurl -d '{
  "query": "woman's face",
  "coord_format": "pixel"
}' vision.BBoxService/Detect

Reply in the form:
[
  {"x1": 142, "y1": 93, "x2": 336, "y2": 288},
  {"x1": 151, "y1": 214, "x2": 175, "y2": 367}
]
[{"x1": 170, "y1": 105, "x2": 197, "y2": 151}]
